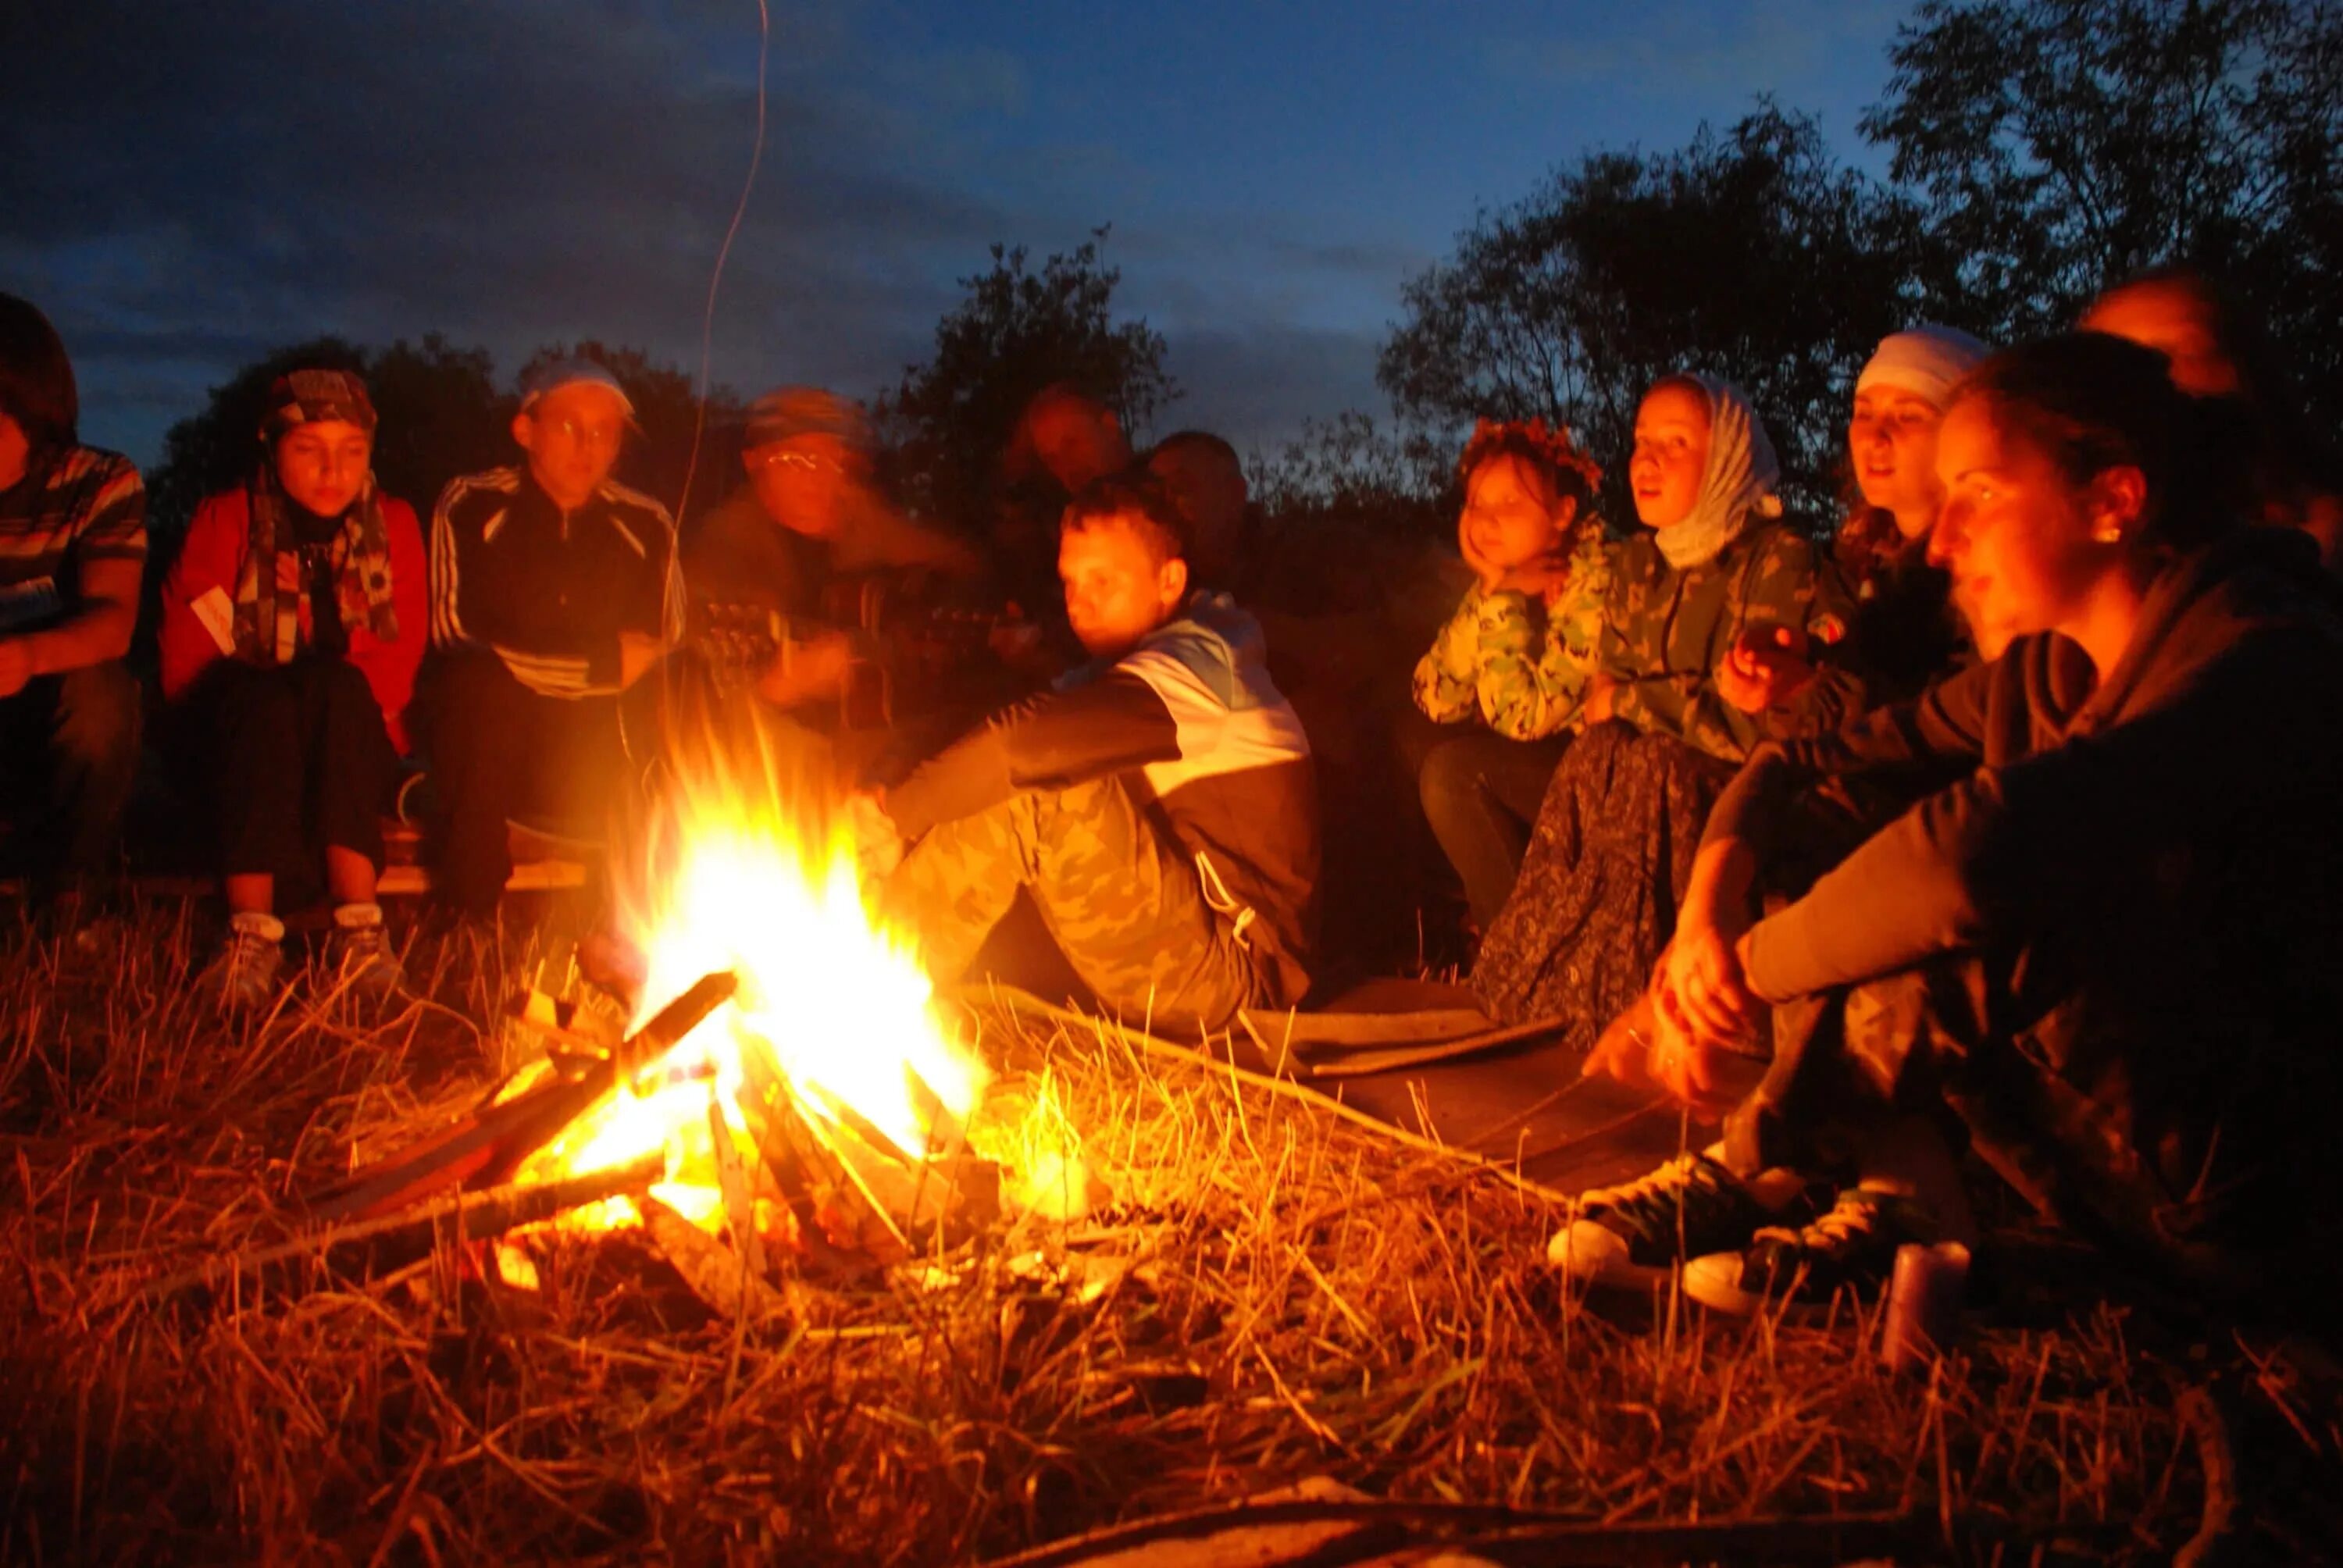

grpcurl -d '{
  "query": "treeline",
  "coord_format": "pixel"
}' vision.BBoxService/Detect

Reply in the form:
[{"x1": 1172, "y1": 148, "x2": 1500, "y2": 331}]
[
  {"x1": 1278, "y1": 0, "x2": 2342, "y2": 528},
  {"x1": 151, "y1": 0, "x2": 2340, "y2": 547}
]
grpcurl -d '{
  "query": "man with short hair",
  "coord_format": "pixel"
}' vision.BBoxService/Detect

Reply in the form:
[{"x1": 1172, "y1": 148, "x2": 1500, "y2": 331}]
[
  {"x1": 1145, "y1": 429, "x2": 1253, "y2": 591},
  {"x1": 0, "y1": 292, "x2": 144, "y2": 913},
  {"x1": 856, "y1": 472, "x2": 1318, "y2": 1033},
  {"x1": 424, "y1": 358, "x2": 681, "y2": 913}
]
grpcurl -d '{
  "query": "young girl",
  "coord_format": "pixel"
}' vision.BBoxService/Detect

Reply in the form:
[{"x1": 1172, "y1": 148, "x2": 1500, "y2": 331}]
[
  {"x1": 1831, "y1": 326, "x2": 1991, "y2": 690},
  {"x1": 1405, "y1": 419, "x2": 1610, "y2": 927},
  {"x1": 160, "y1": 369, "x2": 428, "y2": 1011},
  {"x1": 1565, "y1": 333, "x2": 2343, "y2": 1326},
  {"x1": 1470, "y1": 376, "x2": 1854, "y2": 1043}
]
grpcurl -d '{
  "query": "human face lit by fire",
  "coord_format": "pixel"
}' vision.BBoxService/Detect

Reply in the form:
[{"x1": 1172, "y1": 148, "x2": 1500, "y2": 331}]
[
  {"x1": 747, "y1": 433, "x2": 866, "y2": 541},
  {"x1": 1059, "y1": 515, "x2": 1187, "y2": 661},
  {"x1": 1460, "y1": 454, "x2": 1575, "y2": 573},
  {"x1": 514, "y1": 383, "x2": 628, "y2": 511},
  {"x1": 1848, "y1": 387, "x2": 1948, "y2": 538},
  {"x1": 273, "y1": 419, "x2": 373, "y2": 519},
  {"x1": 1928, "y1": 396, "x2": 2143, "y2": 659},
  {"x1": 1629, "y1": 381, "x2": 1711, "y2": 529},
  {"x1": 2081, "y1": 282, "x2": 2241, "y2": 400}
]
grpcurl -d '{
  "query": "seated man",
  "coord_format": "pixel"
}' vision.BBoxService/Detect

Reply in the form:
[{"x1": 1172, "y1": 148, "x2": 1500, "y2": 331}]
[
  {"x1": 1143, "y1": 429, "x2": 1254, "y2": 593},
  {"x1": 992, "y1": 384, "x2": 1134, "y2": 638},
  {"x1": 857, "y1": 474, "x2": 1318, "y2": 1034},
  {"x1": 0, "y1": 293, "x2": 144, "y2": 920},
  {"x1": 424, "y1": 358, "x2": 681, "y2": 914},
  {"x1": 683, "y1": 386, "x2": 979, "y2": 712}
]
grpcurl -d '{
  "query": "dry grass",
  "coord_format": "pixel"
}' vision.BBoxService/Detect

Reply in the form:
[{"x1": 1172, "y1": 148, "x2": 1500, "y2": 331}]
[{"x1": 0, "y1": 903, "x2": 2333, "y2": 1564}]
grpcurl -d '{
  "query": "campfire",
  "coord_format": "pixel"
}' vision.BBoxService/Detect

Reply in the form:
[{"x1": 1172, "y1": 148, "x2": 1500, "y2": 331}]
[{"x1": 312, "y1": 718, "x2": 1093, "y2": 1281}]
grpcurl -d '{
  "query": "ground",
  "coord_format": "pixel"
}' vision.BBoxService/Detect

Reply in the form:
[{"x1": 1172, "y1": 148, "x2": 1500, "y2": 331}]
[{"x1": 1, "y1": 903, "x2": 2335, "y2": 1565}]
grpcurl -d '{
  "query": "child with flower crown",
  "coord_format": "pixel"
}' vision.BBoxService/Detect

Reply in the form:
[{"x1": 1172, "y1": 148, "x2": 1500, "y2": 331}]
[{"x1": 1404, "y1": 419, "x2": 1611, "y2": 928}]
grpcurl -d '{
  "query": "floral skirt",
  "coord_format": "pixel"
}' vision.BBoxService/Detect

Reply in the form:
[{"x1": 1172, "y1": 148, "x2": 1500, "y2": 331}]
[{"x1": 1469, "y1": 722, "x2": 1737, "y2": 1047}]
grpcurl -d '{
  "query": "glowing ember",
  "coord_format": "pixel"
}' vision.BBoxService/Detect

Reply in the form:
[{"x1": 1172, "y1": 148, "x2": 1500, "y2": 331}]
[{"x1": 519, "y1": 719, "x2": 989, "y2": 1224}]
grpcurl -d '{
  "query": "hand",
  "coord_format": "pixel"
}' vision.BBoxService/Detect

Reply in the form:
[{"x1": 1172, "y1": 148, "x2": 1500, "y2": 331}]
[
  {"x1": 618, "y1": 631, "x2": 668, "y2": 690},
  {"x1": 1715, "y1": 623, "x2": 1814, "y2": 715},
  {"x1": 0, "y1": 638, "x2": 33, "y2": 699},
  {"x1": 757, "y1": 630, "x2": 853, "y2": 707},
  {"x1": 1664, "y1": 909, "x2": 1760, "y2": 1045},
  {"x1": 844, "y1": 790, "x2": 903, "y2": 882},
  {"x1": 1646, "y1": 977, "x2": 1745, "y2": 1113},
  {"x1": 1579, "y1": 675, "x2": 1618, "y2": 726},
  {"x1": 1459, "y1": 516, "x2": 1504, "y2": 593},
  {"x1": 1494, "y1": 551, "x2": 1574, "y2": 606}
]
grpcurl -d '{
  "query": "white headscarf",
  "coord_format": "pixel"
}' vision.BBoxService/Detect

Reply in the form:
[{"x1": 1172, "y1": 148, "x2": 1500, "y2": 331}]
[
  {"x1": 1653, "y1": 373, "x2": 1783, "y2": 570},
  {"x1": 1855, "y1": 325, "x2": 1992, "y2": 411}
]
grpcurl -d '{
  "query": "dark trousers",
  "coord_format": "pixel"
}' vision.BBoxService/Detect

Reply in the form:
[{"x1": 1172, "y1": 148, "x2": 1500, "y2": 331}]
[
  {"x1": 1722, "y1": 955, "x2": 2341, "y2": 1324},
  {"x1": 1393, "y1": 710, "x2": 1571, "y2": 930},
  {"x1": 0, "y1": 659, "x2": 141, "y2": 886},
  {"x1": 421, "y1": 649, "x2": 632, "y2": 914},
  {"x1": 186, "y1": 657, "x2": 399, "y2": 884}
]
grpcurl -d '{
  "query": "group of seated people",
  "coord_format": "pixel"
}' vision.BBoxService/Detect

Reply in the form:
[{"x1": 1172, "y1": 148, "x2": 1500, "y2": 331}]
[{"x1": 3, "y1": 263, "x2": 2340, "y2": 1324}]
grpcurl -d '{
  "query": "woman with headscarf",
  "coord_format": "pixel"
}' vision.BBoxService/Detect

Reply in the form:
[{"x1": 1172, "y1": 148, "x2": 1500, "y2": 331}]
[
  {"x1": 1469, "y1": 374, "x2": 1857, "y2": 1043},
  {"x1": 160, "y1": 369, "x2": 428, "y2": 1012},
  {"x1": 1832, "y1": 326, "x2": 1992, "y2": 692}
]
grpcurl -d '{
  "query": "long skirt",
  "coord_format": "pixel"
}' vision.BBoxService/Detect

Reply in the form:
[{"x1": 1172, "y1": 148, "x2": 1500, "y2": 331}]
[{"x1": 1468, "y1": 722, "x2": 1736, "y2": 1046}]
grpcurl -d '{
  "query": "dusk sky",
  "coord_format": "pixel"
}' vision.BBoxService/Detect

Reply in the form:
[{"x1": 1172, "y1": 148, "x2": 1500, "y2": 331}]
[{"x1": 5, "y1": 0, "x2": 1912, "y2": 469}]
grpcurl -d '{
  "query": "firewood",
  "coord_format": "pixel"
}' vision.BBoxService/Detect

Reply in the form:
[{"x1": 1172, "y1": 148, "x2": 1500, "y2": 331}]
[{"x1": 141, "y1": 1155, "x2": 663, "y2": 1310}]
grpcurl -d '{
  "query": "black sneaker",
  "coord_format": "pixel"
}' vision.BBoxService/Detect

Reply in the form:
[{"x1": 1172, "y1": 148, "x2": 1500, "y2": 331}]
[
  {"x1": 1683, "y1": 1187, "x2": 1938, "y2": 1318},
  {"x1": 1548, "y1": 1153, "x2": 1817, "y2": 1289}
]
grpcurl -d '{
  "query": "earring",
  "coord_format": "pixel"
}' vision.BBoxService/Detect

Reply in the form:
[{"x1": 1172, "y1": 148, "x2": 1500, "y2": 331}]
[{"x1": 2095, "y1": 521, "x2": 2124, "y2": 544}]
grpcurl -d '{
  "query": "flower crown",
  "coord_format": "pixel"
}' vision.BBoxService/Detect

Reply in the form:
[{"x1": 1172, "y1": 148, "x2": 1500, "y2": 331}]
[{"x1": 1457, "y1": 416, "x2": 1605, "y2": 497}]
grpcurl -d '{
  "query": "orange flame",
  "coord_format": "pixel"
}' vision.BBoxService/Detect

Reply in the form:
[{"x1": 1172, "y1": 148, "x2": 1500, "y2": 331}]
[{"x1": 520, "y1": 713, "x2": 987, "y2": 1218}]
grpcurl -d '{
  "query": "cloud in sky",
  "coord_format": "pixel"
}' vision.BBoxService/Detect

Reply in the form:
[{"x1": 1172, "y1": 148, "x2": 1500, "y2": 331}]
[{"x1": 2, "y1": 0, "x2": 1905, "y2": 466}]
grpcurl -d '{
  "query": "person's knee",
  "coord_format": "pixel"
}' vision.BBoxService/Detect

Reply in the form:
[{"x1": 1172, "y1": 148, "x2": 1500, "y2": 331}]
[
  {"x1": 50, "y1": 660, "x2": 141, "y2": 773},
  {"x1": 1414, "y1": 735, "x2": 1485, "y2": 826}
]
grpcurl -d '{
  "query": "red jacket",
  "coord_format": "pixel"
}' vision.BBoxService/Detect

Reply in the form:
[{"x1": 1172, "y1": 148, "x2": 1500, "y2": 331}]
[{"x1": 159, "y1": 486, "x2": 430, "y2": 754}]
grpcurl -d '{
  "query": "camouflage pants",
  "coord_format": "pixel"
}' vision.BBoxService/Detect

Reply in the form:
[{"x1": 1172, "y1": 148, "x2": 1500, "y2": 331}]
[
  {"x1": 882, "y1": 775, "x2": 1268, "y2": 1032},
  {"x1": 1721, "y1": 954, "x2": 2323, "y2": 1315}
]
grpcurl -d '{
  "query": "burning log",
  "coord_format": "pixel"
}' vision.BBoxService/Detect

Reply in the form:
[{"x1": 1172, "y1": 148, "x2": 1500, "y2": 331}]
[
  {"x1": 144, "y1": 1154, "x2": 665, "y2": 1310},
  {"x1": 308, "y1": 971, "x2": 740, "y2": 1224}
]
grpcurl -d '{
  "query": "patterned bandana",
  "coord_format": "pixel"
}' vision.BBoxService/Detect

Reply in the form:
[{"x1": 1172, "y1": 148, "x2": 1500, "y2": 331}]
[
  {"x1": 260, "y1": 368, "x2": 378, "y2": 441},
  {"x1": 1653, "y1": 374, "x2": 1785, "y2": 571}
]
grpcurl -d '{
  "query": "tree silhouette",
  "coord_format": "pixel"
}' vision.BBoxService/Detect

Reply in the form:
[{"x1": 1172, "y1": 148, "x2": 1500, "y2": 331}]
[
  {"x1": 1377, "y1": 105, "x2": 1956, "y2": 524},
  {"x1": 144, "y1": 335, "x2": 505, "y2": 552},
  {"x1": 513, "y1": 341, "x2": 744, "y2": 524},
  {"x1": 874, "y1": 230, "x2": 1177, "y2": 526},
  {"x1": 1863, "y1": 0, "x2": 2342, "y2": 422}
]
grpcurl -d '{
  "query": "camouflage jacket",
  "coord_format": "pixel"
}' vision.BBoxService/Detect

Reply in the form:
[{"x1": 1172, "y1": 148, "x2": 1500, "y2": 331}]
[
  {"x1": 1411, "y1": 526, "x2": 1612, "y2": 741},
  {"x1": 1596, "y1": 519, "x2": 1860, "y2": 764}
]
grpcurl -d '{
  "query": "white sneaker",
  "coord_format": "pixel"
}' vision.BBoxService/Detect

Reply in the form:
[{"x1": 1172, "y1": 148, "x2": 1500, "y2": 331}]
[{"x1": 202, "y1": 912, "x2": 285, "y2": 1012}]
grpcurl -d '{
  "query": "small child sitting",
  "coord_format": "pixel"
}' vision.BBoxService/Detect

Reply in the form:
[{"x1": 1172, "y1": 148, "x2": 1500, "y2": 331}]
[{"x1": 1405, "y1": 419, "x2": 1610, "y2": 928}]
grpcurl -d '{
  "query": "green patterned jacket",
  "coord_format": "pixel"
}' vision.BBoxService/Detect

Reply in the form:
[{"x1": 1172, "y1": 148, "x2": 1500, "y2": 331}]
[
  {"x1": 1596, "y1": 519, "x2": 1862, "y2": 764},
  {"x1": 1411, "y1": 525, "x2": 1613, "y2": 741}
]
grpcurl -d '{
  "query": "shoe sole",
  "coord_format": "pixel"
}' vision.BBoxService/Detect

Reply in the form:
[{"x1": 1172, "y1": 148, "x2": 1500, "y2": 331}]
[{"x1": 1682, "y1": 1253, "x2": 1865, "y2": 1323}]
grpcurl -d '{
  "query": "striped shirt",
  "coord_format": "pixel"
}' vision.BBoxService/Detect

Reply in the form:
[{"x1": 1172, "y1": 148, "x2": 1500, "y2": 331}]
[
  {"x1": 429, "y1": 465, "x2": 683, "y2": 699},
  {"x1": 0, "y1": 446, "x2": 146, "y2": 635}
]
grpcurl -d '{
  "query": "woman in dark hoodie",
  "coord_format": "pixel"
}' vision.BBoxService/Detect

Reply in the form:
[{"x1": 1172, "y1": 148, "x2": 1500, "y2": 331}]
[{"x1": 1554, "y1": 333, "x2": 2343, "y2": 1328}]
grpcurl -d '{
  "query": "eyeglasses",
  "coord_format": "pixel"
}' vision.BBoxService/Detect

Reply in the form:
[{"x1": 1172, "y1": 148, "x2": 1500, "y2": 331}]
[{"x1": 547, "y1": 419, "x2": 623, "y2": 452}]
